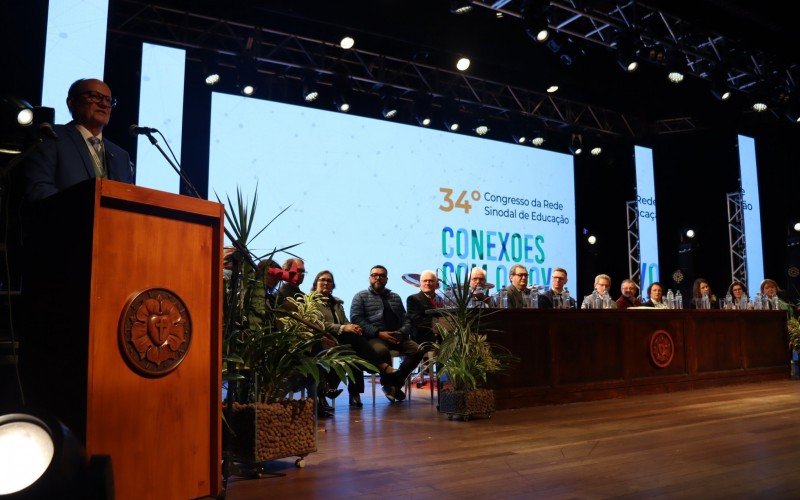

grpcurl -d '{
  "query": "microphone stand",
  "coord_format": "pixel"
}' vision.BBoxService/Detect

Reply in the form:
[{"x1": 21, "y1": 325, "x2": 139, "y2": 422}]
[{"x1": 141, "y1": 131, "x2": 202, "y2": 199}]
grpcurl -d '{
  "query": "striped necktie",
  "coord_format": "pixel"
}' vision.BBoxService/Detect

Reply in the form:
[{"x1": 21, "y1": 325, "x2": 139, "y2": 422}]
[{"x1": 87, "y1": 136, "x2": 106, "y2": 178}]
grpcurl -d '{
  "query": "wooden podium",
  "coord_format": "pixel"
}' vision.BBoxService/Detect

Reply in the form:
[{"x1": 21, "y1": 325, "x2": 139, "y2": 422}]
[{"x1": 22, "y1": 179, "x2": 223, "y2": 499}]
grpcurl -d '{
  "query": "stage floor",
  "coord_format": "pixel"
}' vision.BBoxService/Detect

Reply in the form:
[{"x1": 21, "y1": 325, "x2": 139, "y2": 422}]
[{"x1": 225, "y1": 379, "x2": 800, "y2": 499}]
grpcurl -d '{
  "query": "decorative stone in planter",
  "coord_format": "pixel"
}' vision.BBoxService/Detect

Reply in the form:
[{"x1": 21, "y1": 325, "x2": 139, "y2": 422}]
[
  {"x1": 229, "y1": 399, "x2": 316, "y2": 467},
  {"x1": 439, "y1": 388, "x2": 495, "y2": 421}
]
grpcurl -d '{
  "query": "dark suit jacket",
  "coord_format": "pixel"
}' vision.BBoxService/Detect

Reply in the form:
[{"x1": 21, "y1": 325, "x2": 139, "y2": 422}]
[
  {"x1": 24, "y1": 121, "x2": 134, "y2": 202},
  {"x1": 540, "y1": 289, "x2": 575, "y2": 309},
  {"x1": 406, "y1": 291, "x2": 438, "y2": 344}
]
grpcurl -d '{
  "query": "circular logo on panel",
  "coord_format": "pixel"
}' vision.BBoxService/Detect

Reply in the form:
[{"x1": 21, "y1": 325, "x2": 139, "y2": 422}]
[
  {"x1": 649, "y1": 329, "x2": 675, "y2": 368},
  {"x1": 119, "y1": 288, "x2": 192, "y2": 377}
]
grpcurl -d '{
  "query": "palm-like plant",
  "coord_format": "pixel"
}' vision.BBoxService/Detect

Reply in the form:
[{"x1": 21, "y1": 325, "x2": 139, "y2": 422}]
[
  {"x1": 220, "y1": 187, "x2": 374, "y2": 403},
  {"x1": 426, "y1": 269, "x2": 515, "y2": 392}
]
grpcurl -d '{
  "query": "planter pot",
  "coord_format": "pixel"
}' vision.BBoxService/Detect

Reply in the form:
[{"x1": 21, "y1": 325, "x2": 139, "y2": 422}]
[
  {"x1": 439, "y1": 388, "x2": 495, "y2": 420},
  {"x1": 228, "y1": 399, "x2": 316, "y2": 464}
]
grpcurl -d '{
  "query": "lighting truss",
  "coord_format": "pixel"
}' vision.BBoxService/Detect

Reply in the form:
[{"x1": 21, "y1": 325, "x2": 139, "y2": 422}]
[
  {"x1": 108, "y1": 1, "x2": 646, "y2": 137},
  {"x1": 475, "y1": 0, "x2": 798, "y2": 97}
]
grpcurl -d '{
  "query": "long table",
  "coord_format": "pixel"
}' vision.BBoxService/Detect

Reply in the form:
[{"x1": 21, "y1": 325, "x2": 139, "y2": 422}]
[{"x1": 478, "y1": 309, "x2": 790, "y2": 410}]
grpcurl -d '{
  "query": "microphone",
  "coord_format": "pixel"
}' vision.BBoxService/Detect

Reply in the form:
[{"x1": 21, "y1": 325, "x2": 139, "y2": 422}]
[
  {"x1": 128, "y1": 124, "x2": 158, "y2": 136},
  {"x1": 39, "y1": 122, "x2": 59, "y2": 140}
]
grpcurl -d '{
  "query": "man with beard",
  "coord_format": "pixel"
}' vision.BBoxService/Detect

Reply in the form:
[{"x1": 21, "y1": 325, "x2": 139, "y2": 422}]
[
  {"x1": 616, "y1": 279, "x2": 642, "y2": 310},
  {"x1": 350, "y1": 265, "x2": 424, "y2": 403}
]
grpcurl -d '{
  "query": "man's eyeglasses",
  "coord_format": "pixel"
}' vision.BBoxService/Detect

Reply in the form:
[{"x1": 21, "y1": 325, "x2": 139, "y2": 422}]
[
  {"x1": 552, "y1": 275, "x2": 566, "y2": 281},
  {"x1": 80, "y1": 91, "x2": 118, "y2": 108},
  {"x1": 513, "y1": 273, "x2": 529, "y2": 278},
  {"x1": 370, "y1": 273, "x2": 388, "y2": 279}
]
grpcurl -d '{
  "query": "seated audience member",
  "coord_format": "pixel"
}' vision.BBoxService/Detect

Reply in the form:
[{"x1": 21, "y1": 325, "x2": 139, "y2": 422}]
[
  {"x1": 690, "y1": 278, "x2": 718, "y2": 309},
  {"x1": 406, "y1": 270, "x2": 440, "y2": 344},
  {"x1": 309, "y1": 270, "x2": 398, "y2": 409},
  {"x1": 350, "y1": 265, "x2": 425, "y2": 403},
  {"x1": 728, "y1": 280, "x2": 749, "y2": 308},
  {"x1": 540, "y1": 267, "x2": 576, "y2": 309},
  {"x1": 616, "y1": 279, "x2": 642, "y2": 310},
  {"x1": 581, "y1": 274, "x2": 617, "y2": 309},
  {"x1": 643, "y1": 282, "x2": 668, "y2": 309},
  {"x1": 279, "y1": 258, "x2": 306, "y2": 301},
  {"x1": 760, "y1": 279, "x2": 794, "y2": 316},
  {"x1": 504, "y1": 264, "x2": 531, "y2": 308}
]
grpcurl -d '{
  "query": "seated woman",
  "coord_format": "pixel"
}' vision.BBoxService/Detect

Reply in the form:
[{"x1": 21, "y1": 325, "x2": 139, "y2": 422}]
[
  {"x1": 690, "y1": 278, "x2": 718, "y2": 309},
  {"x1": 760, "y1": 279, "x2": 794, "y2": 316},
  {"x1": 642, "y1": 282, "x2": 668, "y2": 309},
  {"x1": 310, "y1": 270, "x2": 399, "y2": 408},
  {"x1": 727, "y1": 280, "x2": 749, "y2": 309}
]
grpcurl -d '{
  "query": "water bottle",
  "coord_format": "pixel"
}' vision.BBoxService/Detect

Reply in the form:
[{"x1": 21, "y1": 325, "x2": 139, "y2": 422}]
[
  {"x1": 772, "y1": 296, "x2": 780, "y2": 310},
  {"x1": 754, "y1": 292, "x2": 762, "y2": 310},
  {"x1": 563, "y1": 289, "x2": 572, "y2": 309},
  {"x1": 594, "y1": 291, "x2": 602, "y2": 309},
  {"x1": 666, "y1": 289, "x2": 675, "y2": 309},
  {"x1": 497, "y1": 290, "x2": 508, "y2": 308},
  {"x1": 529, "y1": 287, "x2": 539, "y2": 309},
  {"x1": 603, "y1": 294, "x2": 612, "y2": 309},
  {"x1": 701, "y1": 292, "x2": 709, "y2": 310},
  {"x1": 761, "y1": 294, "x2": 769, "y2": 310},
  {"x1": 675, "y1": 291, "x2": 683, "y2": 309},
  {"x1": 725, "y1": 292, "x2": 733, "y2": 310}
]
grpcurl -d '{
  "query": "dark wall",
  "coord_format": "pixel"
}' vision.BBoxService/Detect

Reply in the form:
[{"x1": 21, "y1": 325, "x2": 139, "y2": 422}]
[
  {"x1": 653, "y1": 129, "x2": 741, "y2": 300},
  {"x1": 574, "y1": 141, "x2": 637, "y2": 297}
]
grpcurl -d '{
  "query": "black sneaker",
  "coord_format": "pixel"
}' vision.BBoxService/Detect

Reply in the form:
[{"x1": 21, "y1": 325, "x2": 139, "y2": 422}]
[
  {"x1": 394, "y1": 386, "x2": 406, "y2": 402},
  {"x1": 382, "y1": 384, "x2": 396, "y2": 403}
]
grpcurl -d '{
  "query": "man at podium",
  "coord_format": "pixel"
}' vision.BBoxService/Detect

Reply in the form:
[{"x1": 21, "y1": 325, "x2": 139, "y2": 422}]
[{"x1": 24, "y1": 78, "x2": 134, "y2": 202}]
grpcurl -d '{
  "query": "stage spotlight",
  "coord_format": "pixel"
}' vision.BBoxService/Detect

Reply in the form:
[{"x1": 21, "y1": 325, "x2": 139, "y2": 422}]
[
  {"x1": 710, "y1": 69, "x2": 732, "y2": 101},
  {"x1": 685, "y1": 229, "x2": 695, "y2": 239},
  {"x1": 340, "y1": 36, "x2": 355, "y2": 49},
  {"x1": 381, "y1": 93, "x2": 398, "y2": 119},
  {"x1": 522, "y1": 0, "x2": 551, "y2": 43},
  {"x1": 413, "y1": 93, "x2": 433, "y2": 127},
  {"x1": 590, "y1": 146, "x2": 602, "y2": 156},
  {"x1": 456, "y1": 57, "x2": 471, "y2": 71},
  {"x1": 3, "y1": 97, "x2": 35, "y2": 126},
  {"x1": 587, "y1": 235, "x2": 597, "y2": 245},
  {"x1": 0, "y1": 412, "x2": 87, "y2": 498},
  {"x1": 531, "y1": 134, "x2": 545, "y2": 147},
  {"x1": 615, "y1": 31, "x2": 640, "y2": 73},
  {"x1": 752, "y1": 100, "x2": 768, "y2": 112},
  {"x1": 512, "y1": 132, "x2": 527, "y2": 144},
  {"x1": 450, "y1": 0, "x2": 473, "y2": 14},
  {"x1": 569, "y1": 133, "x2": 583, "y2": 155},
  {"x1": 793, "y1": 222, "x2": 800, "y2": 232},
  {"x1": 202, "y1": 53, "x2": 221, "y2": 86},
  {"x1": 474, "y1": 119, "x2": 490, "y2": 136},
  {"x1": 666, "y1": 54, "x2": 686, "y2": 84},
  {"x1": 334, "y1": 96, "x2": 351, "y2": 112},
  {"x1": 237, "y1": 58, "x2": 258, "y2": 96},
  {"x1": 546, "y1": 84, "x2": 559, "y2": 93},
  {"x1": 445, "y1": 119, "x2": 460, "y2": 132},
  {"x1": 302, "y1": 73, "x2": 319, "y2": 102},
  {"x1": 784, "y1": 99, "x2": 800, "y2": 123}
]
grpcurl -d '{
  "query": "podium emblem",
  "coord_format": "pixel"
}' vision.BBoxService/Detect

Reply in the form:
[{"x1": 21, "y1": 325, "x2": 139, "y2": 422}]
[
  {"x1": 649, "y1": 329, "x2": 675, "y2": 368},
  {"x1": 119, "y1": 288, "x2": 192, "y2": 377}
]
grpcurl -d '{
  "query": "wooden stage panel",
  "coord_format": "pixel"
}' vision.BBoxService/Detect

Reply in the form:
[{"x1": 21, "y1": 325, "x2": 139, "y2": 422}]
[
  {"x1": 692, "y1": 315, "x2": 745, "y2": 373},
  {"x1": 483, "y1": 309, "x2": 789, "y2": 409},
  {"x1": 623, "y1": 314, "x2": 688, "y2": 379}
]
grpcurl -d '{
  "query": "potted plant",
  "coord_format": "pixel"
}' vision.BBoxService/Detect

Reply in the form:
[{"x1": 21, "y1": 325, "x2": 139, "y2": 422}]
[
  {"x1": 789, "y1": 317, "x2": 800, "y2": 379},
  {"x1": 221, "y1": 188, "x2": 374, "y2": 468},
  {"x1": 426, "y1": 270, "x2": 516, "y2": 421}
]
